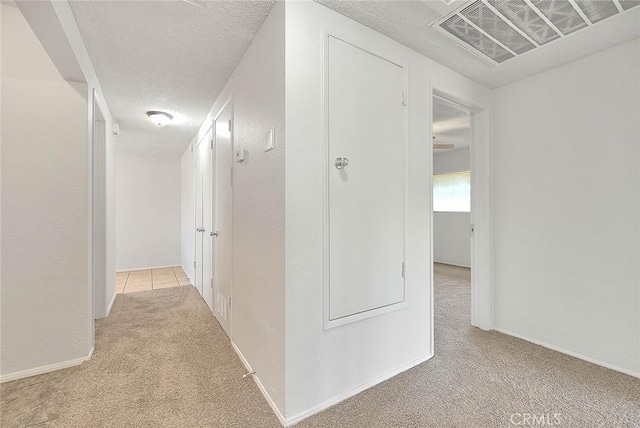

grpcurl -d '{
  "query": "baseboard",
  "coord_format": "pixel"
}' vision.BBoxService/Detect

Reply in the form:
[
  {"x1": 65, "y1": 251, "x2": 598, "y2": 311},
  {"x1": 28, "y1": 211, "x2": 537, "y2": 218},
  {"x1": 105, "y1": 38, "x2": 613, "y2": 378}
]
[
  {"x1": 106, "y1": 291, "x2": 117, "y2": 316},
  {"x1": 181, "y1": 264, "x2": 194, "y2": 284},
  {"x1": 286, "y1": 353, "x2": 433, "y2": 426},
  {"x1": 116, "y1": 264, "x2": 180, "y2": 273},
  {"x1": 434, "y1": 260, "x2": 471, "y2": 268},
  {"x1": 230, "y1": 341, "x2": 287, "y2": 427},
  {"x1": 493, "y1": 327, "x2": 640, "y2": 379},
  {"x1": 0, "y1": 347, "x2": 94, "y2": 383}
]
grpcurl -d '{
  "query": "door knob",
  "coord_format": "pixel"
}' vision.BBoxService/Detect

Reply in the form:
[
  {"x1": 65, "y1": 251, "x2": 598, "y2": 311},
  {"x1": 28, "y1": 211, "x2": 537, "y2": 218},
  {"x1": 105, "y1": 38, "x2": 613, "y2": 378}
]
[
  {"x1": 210, "y1": 231, "x2": 218, "y2": 237},
  {"x1": 196, "y1": 227, "x2": 204, "y2": 232},
  {"x1": 335, "y1": 157, "x2": 349, "y2": 169}
]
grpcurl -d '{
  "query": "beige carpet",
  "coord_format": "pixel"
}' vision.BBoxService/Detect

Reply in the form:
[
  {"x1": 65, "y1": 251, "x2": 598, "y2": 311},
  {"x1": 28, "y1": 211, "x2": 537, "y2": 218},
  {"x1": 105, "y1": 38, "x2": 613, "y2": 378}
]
[
  {"x1": 0, "y1": 286, "x2": 281, "y2": 427},
  {"x1": 2, "y1": 265, "x2": 639, "y2": 427},
  {"x1": 298, "y1": 264, "x2": 640, "y2": 427}
]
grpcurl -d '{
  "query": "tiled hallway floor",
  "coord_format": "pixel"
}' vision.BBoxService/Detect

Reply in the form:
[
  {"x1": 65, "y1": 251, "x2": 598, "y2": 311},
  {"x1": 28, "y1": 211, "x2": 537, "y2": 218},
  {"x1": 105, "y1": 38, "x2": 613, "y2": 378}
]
[{"x1": 116, "y1": 266, "x2": 191, "y2": 293}]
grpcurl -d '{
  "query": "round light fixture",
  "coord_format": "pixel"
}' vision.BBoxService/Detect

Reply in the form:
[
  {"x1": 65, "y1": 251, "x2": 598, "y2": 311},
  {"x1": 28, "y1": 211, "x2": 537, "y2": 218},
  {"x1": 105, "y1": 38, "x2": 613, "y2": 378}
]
[{"x1": 146, "y1": 111, "x2": 173, "y2": 126}]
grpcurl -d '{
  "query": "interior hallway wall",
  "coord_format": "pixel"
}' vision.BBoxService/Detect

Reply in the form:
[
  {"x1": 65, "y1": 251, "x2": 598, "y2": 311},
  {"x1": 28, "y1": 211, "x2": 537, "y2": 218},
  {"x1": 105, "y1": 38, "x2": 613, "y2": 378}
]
[
  {"x1": 1, "y1": 4, "x2": 92, "y2": 378},
  {"x1": 183, "y1": 0, "x2": 285, "y2": 416},
  {"x1": 116, "y1": 149, "x2": 181, "y2": 271},
  {"x1": 284, "y1": 1, "x2": 491, "y2": 422},
  {"x1": 433, "y1": 148, "x2": 471, "y2": 267},
  {"x1": 492, "y1": 38, "x2": 640, "y2": 376}
]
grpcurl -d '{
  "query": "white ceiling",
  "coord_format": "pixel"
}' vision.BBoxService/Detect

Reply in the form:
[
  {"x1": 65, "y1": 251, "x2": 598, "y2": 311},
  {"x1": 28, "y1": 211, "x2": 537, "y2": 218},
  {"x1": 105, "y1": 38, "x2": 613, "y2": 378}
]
[
  {"x1": 70, "y1": 0, "x2": 275, "y2": 157},
  {"x1": 433, "y1": 97, "x2": 470, "y2": 152},
  {"x1": 313, "y1": 0, "x2": 640, "y2": 88}
]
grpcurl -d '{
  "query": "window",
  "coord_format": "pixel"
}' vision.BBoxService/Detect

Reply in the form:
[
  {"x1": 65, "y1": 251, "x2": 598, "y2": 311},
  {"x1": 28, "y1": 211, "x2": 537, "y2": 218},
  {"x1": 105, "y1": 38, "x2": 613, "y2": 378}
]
[{"x1": 433, "y1": 171, "x2": 470, "y2": 212}]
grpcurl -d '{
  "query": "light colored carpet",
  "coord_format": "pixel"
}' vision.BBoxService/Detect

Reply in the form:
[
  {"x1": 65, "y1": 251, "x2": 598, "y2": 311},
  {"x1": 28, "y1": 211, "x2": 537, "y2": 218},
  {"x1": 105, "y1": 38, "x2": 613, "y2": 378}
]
[
  {"x1": 0, "y1": 286, "x2": 280, "y2": 427},
  {"x1": 2, "y1": 265, "x2": 639, "y2": 427},
  {"x1": 297, "y1": 264, "x2": 640, "y2": 427}
]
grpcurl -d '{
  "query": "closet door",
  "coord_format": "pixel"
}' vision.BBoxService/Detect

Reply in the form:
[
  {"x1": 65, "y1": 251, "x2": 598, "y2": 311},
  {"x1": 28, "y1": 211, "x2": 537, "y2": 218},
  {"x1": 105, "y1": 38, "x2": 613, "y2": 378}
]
[
  {"x1": 327, "y1": 36, "x2": 406, "y2": 323},
  {"x1": 212, "y1": 102, "x2": 233, "y2": 336},
  {"x1": 194, "y1": 137, "x2": 204, "y2": 297},
  {"x1": 201, "y1": 129, "x2": 213, "y2": 310}
]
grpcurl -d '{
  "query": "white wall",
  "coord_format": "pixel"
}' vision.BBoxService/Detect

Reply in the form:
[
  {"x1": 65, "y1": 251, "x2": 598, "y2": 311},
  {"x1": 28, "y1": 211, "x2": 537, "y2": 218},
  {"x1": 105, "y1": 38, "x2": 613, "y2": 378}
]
[
  {"x1": 184, "y1": 0, "x2": 285, "y2": 416},
  {"x1": 433, "y1": 148, "x2": 471, "y2": 267},
  {"x1": 492, "y1": 39, "x2": 640, "y2": 376},
  {"x1": 284, "y1": 1, "x2": 491, "y2": 422},
  {"x1": 116, "y1": 150, "x2": 181, "y2": 271},
  {"x1": 180, "y1": 147, "x2": 195, "y2": 282},
  {"x1": 1, "y1": 4, "x2": 92, "y2": 377}
]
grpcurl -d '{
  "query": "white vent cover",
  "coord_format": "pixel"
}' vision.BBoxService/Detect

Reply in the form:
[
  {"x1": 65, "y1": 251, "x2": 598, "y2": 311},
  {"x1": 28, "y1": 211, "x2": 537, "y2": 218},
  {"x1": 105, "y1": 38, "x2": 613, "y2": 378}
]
[{"x1": 432, "y1": 0, "x2": 640, "y2": 65}]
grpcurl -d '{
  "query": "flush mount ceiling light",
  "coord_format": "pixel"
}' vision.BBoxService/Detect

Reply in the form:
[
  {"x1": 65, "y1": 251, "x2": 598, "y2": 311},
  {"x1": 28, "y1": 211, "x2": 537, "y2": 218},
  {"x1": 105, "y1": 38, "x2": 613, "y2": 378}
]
[
  {"x1": 431, "y1": 0, "x2": 640, "y2": 66},
  {"x1": 146, "y1": 111, "x2": 173, "y2": 127}
]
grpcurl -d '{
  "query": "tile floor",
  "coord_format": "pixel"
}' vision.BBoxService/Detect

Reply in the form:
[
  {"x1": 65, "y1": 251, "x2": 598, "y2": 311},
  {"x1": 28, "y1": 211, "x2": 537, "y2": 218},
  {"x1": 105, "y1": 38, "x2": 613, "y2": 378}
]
[{"x1": 116, "y1": 266, "x2": 191, "y2": 293}]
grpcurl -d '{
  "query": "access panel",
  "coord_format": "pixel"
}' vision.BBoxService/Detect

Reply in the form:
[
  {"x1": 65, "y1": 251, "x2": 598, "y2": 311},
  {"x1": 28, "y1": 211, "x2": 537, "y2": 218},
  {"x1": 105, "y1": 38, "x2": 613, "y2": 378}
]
[{"x1": 327, "y1": 36, "x2": 406, "y2": 322}]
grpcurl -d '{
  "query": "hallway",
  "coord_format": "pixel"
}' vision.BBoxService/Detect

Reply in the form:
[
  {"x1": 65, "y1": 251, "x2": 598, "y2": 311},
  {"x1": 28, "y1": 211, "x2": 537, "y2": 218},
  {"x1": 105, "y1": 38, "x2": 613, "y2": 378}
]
[
  {"x1": 2, "y1": 265, "x2": 638, "y2": 427},
  {"x1": 0, "y1": 287, "x2": 280, "y2": 427}
]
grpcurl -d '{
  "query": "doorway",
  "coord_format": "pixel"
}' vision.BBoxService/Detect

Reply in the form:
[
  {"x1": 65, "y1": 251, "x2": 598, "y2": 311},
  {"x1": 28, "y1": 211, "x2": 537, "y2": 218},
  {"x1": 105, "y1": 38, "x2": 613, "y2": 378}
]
[{"x1": 430, "y1": 89, "x2": 492, "y2": 336}]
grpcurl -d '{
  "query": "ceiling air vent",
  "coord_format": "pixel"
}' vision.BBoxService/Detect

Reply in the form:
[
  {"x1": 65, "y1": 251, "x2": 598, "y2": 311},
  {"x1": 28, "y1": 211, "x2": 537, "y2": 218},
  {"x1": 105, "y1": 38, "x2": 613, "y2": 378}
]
[{"x1": 432, "y1": 0, "x2": 640, "y2": 65}]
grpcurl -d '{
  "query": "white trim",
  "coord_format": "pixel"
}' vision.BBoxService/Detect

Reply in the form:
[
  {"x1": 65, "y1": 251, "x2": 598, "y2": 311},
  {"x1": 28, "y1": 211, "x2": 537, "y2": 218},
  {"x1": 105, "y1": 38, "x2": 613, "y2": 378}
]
[
  {"x1": 434, "y1": 260, "x2": 471, "y2": 269},
  {"x1": 105, "y1": 290, "x2": 117, "y2": 316},
  {"x1": 181, "y1": 264, "x2": 195, "y2": 285},
  {"x1": 116, "y1": 264, "x2": 181, "y2": 273},
  {"x1": 0, "y1": 347, "x2": 94, "y2": 384},
  {"x1": 230, "y1": 342, "x2": 287, "y2": 427},
  {"x1": 286, "y1": 353, "x2": 433, "y2": 426},
  {"x1": 493, "y1": 328, "x2": 640, "y2": 379},
  {"x1": 431, "y1": 87, "x2": 493, "y2": 331}
]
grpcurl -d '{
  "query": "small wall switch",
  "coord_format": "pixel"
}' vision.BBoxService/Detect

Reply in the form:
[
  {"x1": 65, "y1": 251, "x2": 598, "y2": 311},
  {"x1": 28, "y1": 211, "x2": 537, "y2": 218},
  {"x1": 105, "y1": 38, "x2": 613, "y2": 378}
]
[
  {"x1": 265, "y1": 127, "x2": 275, "y2": 152},
  {"x1": 235, "y1": 147, "x2": 245, "y2": 162}
]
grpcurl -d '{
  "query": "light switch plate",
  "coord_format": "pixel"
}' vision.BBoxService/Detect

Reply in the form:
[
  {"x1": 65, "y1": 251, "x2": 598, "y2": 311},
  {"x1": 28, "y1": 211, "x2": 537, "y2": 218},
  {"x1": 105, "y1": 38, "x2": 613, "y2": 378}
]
[
  {"x1": 265, "y1": 127, "x2": 275, "y2": 152},
  {"x1": 235, "y1": 147, "x2": 245, "y2": 162}
]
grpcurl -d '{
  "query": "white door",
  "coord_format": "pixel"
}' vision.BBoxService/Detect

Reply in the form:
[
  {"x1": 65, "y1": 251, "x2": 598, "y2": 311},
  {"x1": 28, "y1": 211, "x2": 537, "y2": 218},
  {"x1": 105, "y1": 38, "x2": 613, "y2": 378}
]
[
  {"x1": 201, "y1": 129, "x2": 213, "y2": 310},
  {"x1": 327, "y1": 36, "x2": 406, "y2": 322},
  {"x1": 213, "y1": 103, "x2": 233, "y2": 335},
  {"x1": 194, "y1": 129, "x2": 212, "y2": 298}
]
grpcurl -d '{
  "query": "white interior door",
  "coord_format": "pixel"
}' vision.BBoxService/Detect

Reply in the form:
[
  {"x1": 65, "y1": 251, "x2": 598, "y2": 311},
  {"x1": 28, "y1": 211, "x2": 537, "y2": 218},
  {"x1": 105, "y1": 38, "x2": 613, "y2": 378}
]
[
  {"x1": 327, "y1": 36, "x2": 406, "y2": 322},
  {"x1": 213, "y1": 102, "x2": 233, "y2": 335},
  {"x1": 194, "y1": 136, "x2": 205, "y2": 297},
  {"x1": 201, "y1": 129, "x2": 213, "y2": 309}
]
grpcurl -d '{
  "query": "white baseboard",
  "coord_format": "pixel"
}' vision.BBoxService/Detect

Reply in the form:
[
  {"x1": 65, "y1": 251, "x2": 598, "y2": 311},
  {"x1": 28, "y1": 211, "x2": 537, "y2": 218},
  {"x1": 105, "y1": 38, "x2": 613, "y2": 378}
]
[
  {"x1": 105, "y1": 291, "x2": 117, "y2": 316},
  {"x1": 181, "y1": 264, "x2": 194, "y2": 284},
  {"x1": 0, "y1": 347, "x2": 94, "y2": 383},
  {"x1": 286, "y1": 353, "x2": 433, "y2": 426},
  {"x1": 493, "y1": 327, "x2": 640, "y2": 379},
  {"x1": 230, "y1": 342, "x2": 287, "y2": 427},
  {"x1": 116, "y1": 264, "x2": 180, "y2": 273},
  {"x1": 434, "y1": 260, "x2": 471, "y2": 268}
]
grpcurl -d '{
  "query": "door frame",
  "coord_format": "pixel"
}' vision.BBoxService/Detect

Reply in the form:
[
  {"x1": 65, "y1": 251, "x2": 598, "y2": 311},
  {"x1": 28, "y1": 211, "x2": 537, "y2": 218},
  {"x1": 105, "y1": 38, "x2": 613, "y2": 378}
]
[
  {"x1": 430, "y1": 86, "x2": 493, "y2": 335},
  {"x1": 212, "y1": 96, "x2": 234, "y2": 338},
  {"x1": 90, "y1": 89, "x2": 108, "y2": 321}
]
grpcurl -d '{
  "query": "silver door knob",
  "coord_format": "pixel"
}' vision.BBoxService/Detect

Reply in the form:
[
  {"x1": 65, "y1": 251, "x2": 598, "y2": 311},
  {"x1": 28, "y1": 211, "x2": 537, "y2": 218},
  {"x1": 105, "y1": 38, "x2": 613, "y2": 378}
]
[
  {"x1": 335, "y1": 157, "x2": 349, "y2": 169},
  {"x1": 196, "y1": 227, "x2": 204, "y2": 232},
  {"x1": 210, "y1": 231, "x2": 218, "y2": 237}
]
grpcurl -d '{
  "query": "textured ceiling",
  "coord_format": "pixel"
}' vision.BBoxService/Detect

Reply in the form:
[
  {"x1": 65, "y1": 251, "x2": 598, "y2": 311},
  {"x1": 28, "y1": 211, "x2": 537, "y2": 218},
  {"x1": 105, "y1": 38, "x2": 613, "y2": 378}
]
[
  {"x1": 314, "y1": 0, "x2": 640, "y2": 89},
  {"x1": 433, "y1": 98, "x2": 470, "y2": 151},
  {"x1": 70, "y1": 0, "x2": 275, "y2": 157}
]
